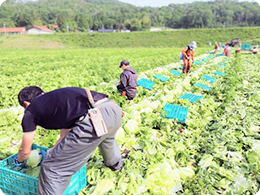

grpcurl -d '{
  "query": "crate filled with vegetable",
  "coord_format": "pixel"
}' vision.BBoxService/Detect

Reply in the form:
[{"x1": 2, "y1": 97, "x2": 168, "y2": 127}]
[{"x1": 0, "y1": 144, "x2": 86, "y2": 195}]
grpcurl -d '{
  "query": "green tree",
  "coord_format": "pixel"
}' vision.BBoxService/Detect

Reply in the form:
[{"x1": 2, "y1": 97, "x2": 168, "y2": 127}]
[
  {"x1": 56, "y1": 12, "x2": 67, "y2": 32},
  {"x1": 130, "y1": 18, "x2": 142, "y2": 31},
  {"x1": 30, "y1": 10, "x2": 42, "y2": 26},
  {"x1": 141, "y1": 15, "x2": 151, "y2": 30},
  {"x1": 102, "y1": 16, "x2": 115, "y2": 29},
  {"x1": 13, "y1": 12, "x2": 33, "y2": 27},
  {"x1": 75, "y1": 14, "x2": 89, "y2": 31},
  {"x1": 1, "y1": 0, "x2": 259, "y2": 31}
]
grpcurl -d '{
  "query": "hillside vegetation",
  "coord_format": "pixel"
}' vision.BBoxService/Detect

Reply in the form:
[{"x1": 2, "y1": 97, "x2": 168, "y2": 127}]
[
  {"x1": 0, "y1": 0, "x2": 259, "y2": 32},
  {"x1": 0, "y1": 27, "x2": 260, "y2": 49}
]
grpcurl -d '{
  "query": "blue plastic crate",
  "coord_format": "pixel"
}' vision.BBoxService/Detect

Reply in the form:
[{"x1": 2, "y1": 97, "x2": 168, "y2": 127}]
[
  {"x1": 179, "y1": 66, "x2": 183, "y2": 70},
  {"x1": 193, "y1": 61, "x2": 200, "y2": 65},
  {"x1": 194, "y1": 83, "x2": 212, "y2": 90},
  {"x1": 171, "y1": 70, "x2": 181, "y2": 76},
  {"x1": 163, "y1": 103, "x2": 188, "y2": 123},
  {"x1": 214, "y1": 71, "x2": 227, "y2": 76},
  {"x1": 0, "y1": 144, "x2": 87, "y2": 195},
  {"x1": 241, "y1": 43, "x2": 251, "y2": 50},
  {"x1": 153, "y1": 75, "x2": 169, "y2": 82},
  {"x1": 216, "y1": 54, "x2": 225, "y2": 57},
  {"x1": 218, "y1": 63, "x2": 227, "y2": 66},
  {"x1": 218, "y1": 64, "x2": 226, "y2": 68},
  {"x1": 137, "y1": 78, "x2": 155, "y2": 90},
  {"x1": 178, "y1": 93, "x2": 203, "y2": 103},
  {"x1": 201, "y1": 75, "x2": 216, "y2": 84}
]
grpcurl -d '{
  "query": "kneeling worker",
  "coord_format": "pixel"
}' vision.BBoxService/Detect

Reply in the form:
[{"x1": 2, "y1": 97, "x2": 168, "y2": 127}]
[
  {"x1": 117, "y1": 60, "x2": 137, "y2": 101},
  {"x1": 15, "y1": 86, "x2": 123, "y2": 195}
]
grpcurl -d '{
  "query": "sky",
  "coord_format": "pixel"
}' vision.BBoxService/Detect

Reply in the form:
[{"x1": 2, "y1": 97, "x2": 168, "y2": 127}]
[
  {"x1": 118, "y1": 0, "x2": 258, "y2": 7},
  {"x1": 0, "y1": 0, "x2": 5, "y2": 6}
]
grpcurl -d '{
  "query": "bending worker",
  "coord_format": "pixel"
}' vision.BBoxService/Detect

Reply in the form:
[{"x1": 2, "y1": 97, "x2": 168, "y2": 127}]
[
  {"x1": 117, "y1": 59, "x2": 137, "y2": 101},
  {"x1": 181, "y1": 41, "x2": 197, "y2": 74},
  {"x1": 15, "y1": 86, "x2": 123, "y2": 194},
  {"x1": 214, "y1": 42, "x2": 219, "y2": 55},
  {"x1": 223, "y1": 45, "x2": 230, "y2": 56}
]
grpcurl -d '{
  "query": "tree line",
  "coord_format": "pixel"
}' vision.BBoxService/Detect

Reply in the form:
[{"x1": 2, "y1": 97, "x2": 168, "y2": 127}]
[{"x1": 0, "y1": 0, "x2": 259, "y2": 32}]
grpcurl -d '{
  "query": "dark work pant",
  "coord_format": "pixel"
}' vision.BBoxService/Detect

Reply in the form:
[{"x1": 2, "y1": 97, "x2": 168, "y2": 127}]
[
  {"x1": 117, "y1": 85, "x2": 136, "y2": 100},
  {"x1": 38, "y1": 101, "x2": 123, "y2": 195}
]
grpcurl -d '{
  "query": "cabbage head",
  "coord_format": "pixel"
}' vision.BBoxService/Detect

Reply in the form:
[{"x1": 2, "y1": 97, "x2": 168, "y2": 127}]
[{"x1": 25, "y1": 150, "x2": 42, "y2": 168}]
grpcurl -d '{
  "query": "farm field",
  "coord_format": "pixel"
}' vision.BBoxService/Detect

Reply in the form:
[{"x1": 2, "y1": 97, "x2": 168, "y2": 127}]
[
  {"x1": 0, "y1": 47, "x2": 260, "y2": 194},
  {"x1": 0, "y1": 47, "x2": 209, "y2": 108}
]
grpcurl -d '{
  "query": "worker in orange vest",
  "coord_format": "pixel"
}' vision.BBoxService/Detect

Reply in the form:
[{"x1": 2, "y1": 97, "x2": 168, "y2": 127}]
[
  {"x1": 214, "y1": 42, "x2": 219, "y2": 55},
  {"x1": 181, "y1": 41, "x2": 197, "y2": 74}
]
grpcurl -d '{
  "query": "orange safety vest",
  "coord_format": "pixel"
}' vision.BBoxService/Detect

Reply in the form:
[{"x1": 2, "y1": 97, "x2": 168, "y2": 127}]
[{"x1": 181, "y1": 46, "x2": 194, "y2": 60}]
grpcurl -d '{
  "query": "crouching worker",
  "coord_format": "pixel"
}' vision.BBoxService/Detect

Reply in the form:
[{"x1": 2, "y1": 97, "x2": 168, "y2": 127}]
[
  {"x1": 15, "y1": 86, "x2": 123, "y2": 195},
  {"x1": 252, "y1": 46, "x2": 259, "y2": 54},
  {"x1": 181, "y1": 41, "x2": 197, "y2": 74},
  {"x1": 117, "y1": 60, "x2": 137, "y2": 101},
  {"x1": 223, "y1": 45, "x2": 230, "y2": 56}
]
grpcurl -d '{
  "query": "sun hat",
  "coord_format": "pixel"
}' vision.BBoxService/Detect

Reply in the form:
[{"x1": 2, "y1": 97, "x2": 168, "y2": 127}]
[{"x1": 189, "y1": 41, "x2": 197, "y2": 50}]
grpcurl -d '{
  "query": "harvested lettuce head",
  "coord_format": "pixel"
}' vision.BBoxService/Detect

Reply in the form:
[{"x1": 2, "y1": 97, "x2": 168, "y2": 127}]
[
  {"x1": 26, "y1": 166, "x2": 41, "y2": 178},
  {"x1": 25, "y1": 150, "x2": 42, "y2": 168}
]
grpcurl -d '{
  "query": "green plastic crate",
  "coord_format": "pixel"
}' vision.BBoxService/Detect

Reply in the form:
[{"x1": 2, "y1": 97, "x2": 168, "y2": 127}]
[
  {"x1": 0, "y1": 144, "x2": 86, "y2": 195},
  {"x1": 241, "y1": 43, "x2": 251, "y2": 50}
]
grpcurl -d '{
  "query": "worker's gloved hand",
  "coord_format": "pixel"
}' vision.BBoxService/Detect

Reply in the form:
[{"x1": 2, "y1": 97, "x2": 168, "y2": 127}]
[
  {"x1": 121, "y1": 91, "x2": 126, "y2": 97},
  {"x1": 39, "y1": 151, "x2": 47, "y2": 165},
  {"x1": 121, "y1": 111, "x2": 125, "y2": 117},
  {"x1": 13, "y1": 157, "x2": 26, "y2": 167}
]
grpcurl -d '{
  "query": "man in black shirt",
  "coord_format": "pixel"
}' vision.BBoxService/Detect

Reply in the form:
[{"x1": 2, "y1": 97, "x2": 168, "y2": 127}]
[{"x1": 16, "y1": 86, "x2": 123, "y2": 195}]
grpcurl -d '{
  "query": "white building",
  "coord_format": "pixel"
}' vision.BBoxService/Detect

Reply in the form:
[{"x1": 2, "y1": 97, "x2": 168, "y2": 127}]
[
  {"x1": 27, "y1": 25, "x2": 54, "y2": 34},
  {"x1": 150, "y1": 27, "x2": 162, "y2": 32},
  {"x1": 120, "y1": 29, "x2": 131, "y2": 33}
]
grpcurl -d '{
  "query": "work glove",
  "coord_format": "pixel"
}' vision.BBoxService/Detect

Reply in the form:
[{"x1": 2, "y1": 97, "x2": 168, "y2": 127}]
[
  {"x1": 121, "y1": 91, "x2": 126, "y2": 97},
  {"x1": 39, "y1": 151, "x2": 47, "y2": 165},
  {"x1": 13, "y1": 156, "x2": 26, "y2": 167}
]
